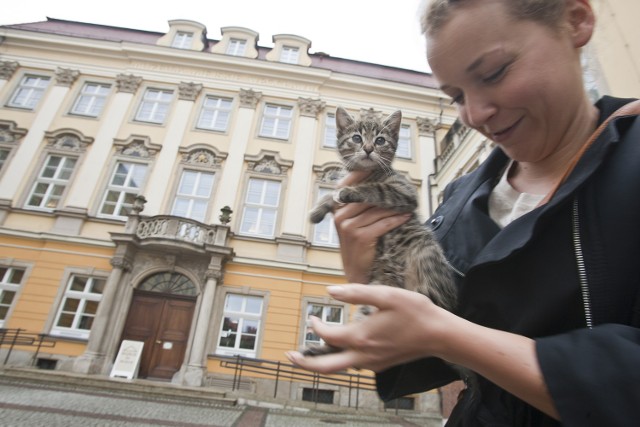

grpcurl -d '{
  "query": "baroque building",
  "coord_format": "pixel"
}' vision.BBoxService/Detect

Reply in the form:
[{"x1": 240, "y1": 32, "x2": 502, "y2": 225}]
[{"x1": 0, "y1": 17, "x2": 457, "y2": 416}]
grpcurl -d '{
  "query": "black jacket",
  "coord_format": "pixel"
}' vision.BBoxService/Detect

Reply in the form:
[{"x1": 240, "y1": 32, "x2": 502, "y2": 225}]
[{"x1": 376, "y1": 96, "x2": 640, "y2": 426}]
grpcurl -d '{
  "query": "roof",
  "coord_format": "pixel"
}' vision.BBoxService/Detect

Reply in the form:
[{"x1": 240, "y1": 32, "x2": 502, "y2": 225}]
[{"x1": 1, "y1": 18, "x2": 437, "y2": 89}]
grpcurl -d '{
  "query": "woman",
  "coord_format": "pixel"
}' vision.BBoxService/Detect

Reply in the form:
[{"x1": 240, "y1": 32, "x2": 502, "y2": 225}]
[{"x1": 287, "y1": 0, "x2": 640, "y2": 425}]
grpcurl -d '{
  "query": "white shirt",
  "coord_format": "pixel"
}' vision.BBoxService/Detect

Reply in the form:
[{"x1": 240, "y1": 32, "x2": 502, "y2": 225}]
[{"x1": 488, "y1": 162, "x2": 546, "y2": 228}]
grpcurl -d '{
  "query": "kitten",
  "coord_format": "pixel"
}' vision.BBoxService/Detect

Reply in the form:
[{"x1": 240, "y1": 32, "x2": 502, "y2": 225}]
[{"x1": 305, "y1": 107, "x2": 458, "y2": 355}]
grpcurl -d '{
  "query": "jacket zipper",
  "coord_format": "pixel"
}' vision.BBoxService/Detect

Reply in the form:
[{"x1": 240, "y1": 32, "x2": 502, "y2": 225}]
[{"x1": 571, "y1": 197, "x2": 593, "y2": 329}]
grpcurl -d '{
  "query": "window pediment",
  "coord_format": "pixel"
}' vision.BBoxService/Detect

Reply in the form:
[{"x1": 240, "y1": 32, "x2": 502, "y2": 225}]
[
  {"x1": 265, "y1": 34, "x2": 312, "y2": 66},
  {"x1": 211, "y1": 26, "x2": 259, "y2": 59},
  {"x1": 157, "y1": 20, "x2": 208, "y2": 51}
]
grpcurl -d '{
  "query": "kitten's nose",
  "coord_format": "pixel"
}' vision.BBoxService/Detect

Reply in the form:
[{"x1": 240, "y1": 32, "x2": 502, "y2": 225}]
[{"x1": 363, "y1": 144, "x2": 374, "y2": 156}]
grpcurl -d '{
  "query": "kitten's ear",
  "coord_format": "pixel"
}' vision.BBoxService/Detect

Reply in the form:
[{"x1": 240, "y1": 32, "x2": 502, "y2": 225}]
[
  {"x1": 335, "y1": 107, "x2": 355, "y2": 130},
  {"x1": 383, "y1": 110, "x2": 402, "y2": 135}
]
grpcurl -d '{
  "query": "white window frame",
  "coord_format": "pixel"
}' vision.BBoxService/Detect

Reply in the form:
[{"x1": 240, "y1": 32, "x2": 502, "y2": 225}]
[
  {"x1": 50, "y1": 275, "x2": 106, "y2": 340},
  {"x1": 98, "y1": 160, "x2": 149, "y2": 219},
  {"x1": 239, "y1": 178, "x2": 281, "y2": 238},
  {"x1": 259, "y1": 104, "x2": 292, "y2": 140},
  {"x1": 303, "y1": 302, "x2": 344, "y2": 348},
  {"x1": 196, "y1": 96, "x2": 233, "y2": 131},
  {"x1": 323, "y1": 113, "x2": 337, "y2": 148},
  {"x1": 7, "y1": 75, "x2": 50, "y2": 110},
  {"x1": 171, "y1": 169, "x2": 216, "y2": 222},
  {"x1": 172, "y1": 31, "x2": 193, "y2": 49},
  {"x1": 216, "y1": 293, "x2": 264, "y2": 358},
  {"x1": 312, "y1": 187, "x2": 339, "y2": 247},
  {"x1": 25, "y1": 154, "x2": 78, "y2": 211},
  {"x1": 227, "y1": 38, "x2": 247, "y2": 56},
  {"x1": 0, "y1": 266, "x2": 27, "y2": 327},
  {"x1": 397, "y1": 124, "x2": 412, "y2": 159},
  {"x1": 280, "y1": 45, "x2": 300, "y2": 64},
  {"x1": 70, "y1": 82, "x2": 111, "y2": 117},
  {"x1": 135, "y1": 88, "x2": 174, "y2": 124}
]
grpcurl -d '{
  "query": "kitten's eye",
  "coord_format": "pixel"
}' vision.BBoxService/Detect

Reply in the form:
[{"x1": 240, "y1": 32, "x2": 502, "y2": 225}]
[
  {"x1": 375, "y1": 137, "x2": 386, "y2": 145},
  {"x1": 352, "y1": 135, "x2": 362, "y2": 143}
]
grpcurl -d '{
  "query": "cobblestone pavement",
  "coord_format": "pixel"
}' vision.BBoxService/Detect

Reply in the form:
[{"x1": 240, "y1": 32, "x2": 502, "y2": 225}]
[{"x1": 0, "y1": 374, "x2": 438, "y2": 427}]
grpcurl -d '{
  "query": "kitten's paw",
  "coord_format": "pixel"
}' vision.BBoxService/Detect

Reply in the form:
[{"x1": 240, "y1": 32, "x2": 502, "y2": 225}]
[
  {"x1": 301, "y1": 343, "x2": 343, "y2": 357},
  {"x1": 335, "y1": 187, "x2": 363, "y2": 204},
  {"x1": 309, "y1": 207, "x2": 329, "y2": 224}
]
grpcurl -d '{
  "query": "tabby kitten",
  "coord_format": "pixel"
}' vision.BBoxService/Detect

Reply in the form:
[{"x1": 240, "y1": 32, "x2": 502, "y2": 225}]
[{"x1": 305, "y1": 107, "x2": 458, "y2": 355}]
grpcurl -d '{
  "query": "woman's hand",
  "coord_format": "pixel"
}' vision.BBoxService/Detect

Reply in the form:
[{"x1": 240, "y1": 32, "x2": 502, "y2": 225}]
[
  {"x1": 334, "y1": 171, "x2": 411, "y2": 283},
  {"x1": 286, "y1": 284, "x2": 446, "y2": 373},
  {"x1": 286, "y1": 284, "x2": 560, "y2": 419}
]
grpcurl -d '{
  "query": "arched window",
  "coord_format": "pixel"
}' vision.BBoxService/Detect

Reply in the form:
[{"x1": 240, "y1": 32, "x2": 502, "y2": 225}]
[{"x1": 138, "y1": 272, "x2": 197, "y2": 296}]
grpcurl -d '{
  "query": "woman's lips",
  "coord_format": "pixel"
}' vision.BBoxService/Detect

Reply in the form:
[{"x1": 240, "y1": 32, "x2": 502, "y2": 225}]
[{"x1": 490, "y1": 117, "x2": 523, "y2": 143}]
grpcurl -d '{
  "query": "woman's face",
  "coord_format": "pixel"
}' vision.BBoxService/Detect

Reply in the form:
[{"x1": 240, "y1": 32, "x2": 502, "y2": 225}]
[{"x1": 427, "y1": 0, "x2": 589, "y2": 163}]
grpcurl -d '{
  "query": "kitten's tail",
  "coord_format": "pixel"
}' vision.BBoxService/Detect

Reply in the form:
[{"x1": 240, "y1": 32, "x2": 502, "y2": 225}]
[{"x1": 410, "y1": 239, "x2": 458, "y2": 311}]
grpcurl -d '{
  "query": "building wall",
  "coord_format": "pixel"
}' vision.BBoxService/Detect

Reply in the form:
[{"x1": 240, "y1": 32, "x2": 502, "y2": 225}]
[
  {"x1": 590, "y1": 0, "x2": 640, "y2": 97},
  {"x1": 0, "y1": 18, "x2": 453, "y2": 417}
]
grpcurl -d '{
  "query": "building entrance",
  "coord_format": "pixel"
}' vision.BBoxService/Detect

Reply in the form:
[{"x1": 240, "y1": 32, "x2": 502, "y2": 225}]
[{"x1": 119, "y1": 272, "x2": 198, "y2": 380}]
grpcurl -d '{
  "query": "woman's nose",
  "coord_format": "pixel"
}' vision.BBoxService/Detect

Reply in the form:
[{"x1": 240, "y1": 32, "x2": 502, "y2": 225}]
[{"x1": 462, "y1": 94, "x2": 496, "y2": 129}]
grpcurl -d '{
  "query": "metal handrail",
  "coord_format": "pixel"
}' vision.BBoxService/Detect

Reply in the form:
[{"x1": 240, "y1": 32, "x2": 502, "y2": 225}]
[
  {"x1": 0, "y1": 328, "x2": 56, "y2": 366},
  {"x1": 210, "y1": 354, "x2": 377, "y2": 409}
]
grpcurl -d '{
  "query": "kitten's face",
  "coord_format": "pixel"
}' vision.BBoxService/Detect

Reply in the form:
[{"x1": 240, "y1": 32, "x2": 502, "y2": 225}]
[
  {"x1": 336, "y1": 107, "x2": 402, "y2": 171},
  {"x1": 335, "y1": 107, "x2": 402, "y2": 172}
]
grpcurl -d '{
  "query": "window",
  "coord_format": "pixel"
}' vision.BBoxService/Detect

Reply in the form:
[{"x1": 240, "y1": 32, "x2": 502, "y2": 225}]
[
  {"x1": 217, "y1": 294, "x2": 264, "y2": 357},
  {"x1": 304, "y1": 303, "x2": 343, "y2": 348},
  {"x1": 302, "y1": 388, "x2": 335, "y2": 404},
  {"x1": 135, "y1": 88, "x2": 173, "y2": 124},
  {"x1": 0, "y1": 148, "x2": 10, "y2": 172},
  {"x1": 99, "y1": 161, "x2": 148, "y2": 219},
  {"x1": 70, "y1": 82, "x2": 111, "y2": 117},
  {"x1": 323, "y1": 113, "x2": 337, "y2": 148},
  {"x1": 8, "y1": 75, "x2": 50, "y2": 110},
  {"x1": 280, "y1": 46, "x2": 299, "y2": 64},
  {"x1": 172, "y1": 31, "x2": 193, "y2": 49},
  {"x1": 0, "y1": 267, "x2": 26, "y2": 327},
  {"x1": 196, "y1": 96, "x2": 233, "y2": 131},
  {"x1": 384, "y1": 397, "x2": 416, "y2": 410},
  {"x1": 259, "y1": 104, "x2": 292, "y2": 140},
  {"x1": 227, "y1": 38, "x2": 247, "y2": 56},
  {"x1": 397, "y1": 125, "x2": 412, "y2": 159},
  {"x1": 312, "y1": 188, "x2": 339, "y2": 247},
  {"x1": 239, "y1": 178, "x2": 281, "y2": 237},
  {"x1": 171, "y1": 170, "x2": 215, "y2": 222},
  {"x1": 51, "y1": 275, "x2": 105, "y2": 339},
  {"x1": 25, "y1": 154, "x2": 77, "y2": 210}
]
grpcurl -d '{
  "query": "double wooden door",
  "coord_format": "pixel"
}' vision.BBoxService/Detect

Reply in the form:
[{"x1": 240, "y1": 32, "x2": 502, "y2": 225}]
[{"x1": 120, "y1": 290, "x2": 196, "y2": 380}]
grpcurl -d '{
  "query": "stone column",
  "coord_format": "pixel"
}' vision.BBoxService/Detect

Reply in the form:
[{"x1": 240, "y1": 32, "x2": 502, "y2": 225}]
[
  {"x1": 63, "y1": 74, "x2": 142, "y2": 215},
  {"x1": 0, "y1": 67, "x2": 79, "y2": 202},
  {"x1": 276, "y1": 97, "x2": 324, "y2": 262},
  {"x1": 72, "y1": 255, "x2": 132, "y2": 374},
  {"x1": 143, "y1": 82, "x2": 202, "y2": 215},
  {"x1": 181, "y1": 262, "x2": 222, "y2": 386},
  {"x1": 416, "y1": 116, "x2": 439, "y2": 217},
  {"x1": 210, "y1": 88, "x2": 261, "y2": 224}
]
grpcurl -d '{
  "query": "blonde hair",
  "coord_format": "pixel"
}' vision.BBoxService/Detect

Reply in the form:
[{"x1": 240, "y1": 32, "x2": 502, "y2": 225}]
[{"x1": 421, "y1": 0, "x2": 567, "y2": 36}]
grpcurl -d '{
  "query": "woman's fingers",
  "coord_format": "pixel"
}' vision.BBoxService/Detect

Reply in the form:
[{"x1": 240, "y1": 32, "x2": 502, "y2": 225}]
[{"x1": 285, "y1": 349, "x2": 361, "y2": 374}]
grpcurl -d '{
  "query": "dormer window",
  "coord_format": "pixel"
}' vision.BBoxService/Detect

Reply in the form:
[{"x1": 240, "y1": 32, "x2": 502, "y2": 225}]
[
  {"x1": 227, "y1": 38, "x2": 247, "y2": 56},
  {"x1": 280, "y1": 46, "x2": 299, "y2": 64},
  {"x1": 172, "y1": 32, "x2": 194, "y2": 49}
]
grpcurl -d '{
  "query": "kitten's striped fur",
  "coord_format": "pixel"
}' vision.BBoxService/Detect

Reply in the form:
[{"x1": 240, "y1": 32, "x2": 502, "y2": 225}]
[{"x1": 306, "y1": 107, "x2": 458, "y2": 354}]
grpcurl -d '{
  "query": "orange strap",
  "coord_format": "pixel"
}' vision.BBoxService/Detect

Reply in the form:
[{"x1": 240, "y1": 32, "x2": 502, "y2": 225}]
[{"x1": 538, "y1": 100, "x2": 640, "y2": 207}]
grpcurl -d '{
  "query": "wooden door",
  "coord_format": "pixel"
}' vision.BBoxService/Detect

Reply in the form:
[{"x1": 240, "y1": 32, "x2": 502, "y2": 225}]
[{"x1": 120, "y1": 290, "x2": 196, "y2": 380}]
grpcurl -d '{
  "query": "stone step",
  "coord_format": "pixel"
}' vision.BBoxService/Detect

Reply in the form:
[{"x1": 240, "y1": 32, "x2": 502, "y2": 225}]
[{"x1": 0, "y1": 367, "x2": 237, "y2": 407}]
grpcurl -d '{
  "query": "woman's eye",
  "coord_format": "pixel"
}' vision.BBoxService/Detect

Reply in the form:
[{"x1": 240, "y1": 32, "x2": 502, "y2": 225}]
[
  {"x1": 352, "y1": 135, "x2": 362, "y2": 143},
  {"x1": 483, "y1": 64, "x2": 508, "y2": 83},
  {"x1": 375, "y1": 137, "x2": 386, "y2": 145},
  {"x1": 450, "y1": 94, "x2": 464, "y2": 105}
]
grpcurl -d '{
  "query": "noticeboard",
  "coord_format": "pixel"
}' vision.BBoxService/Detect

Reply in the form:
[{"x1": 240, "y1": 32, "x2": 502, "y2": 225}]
[{"x1": 109, "y1": 340, "x2": 144, "y2": 380}]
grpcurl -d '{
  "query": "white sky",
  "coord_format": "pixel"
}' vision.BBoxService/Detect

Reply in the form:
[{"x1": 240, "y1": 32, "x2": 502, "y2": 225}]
[{"x1": 0, "y1": 0, "x2": 431, "y2": 73}]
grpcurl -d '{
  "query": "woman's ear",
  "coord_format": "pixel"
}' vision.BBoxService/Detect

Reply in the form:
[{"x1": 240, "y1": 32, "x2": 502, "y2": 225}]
[{"x1": 566, "y1": 0, "x2": 596, "y2": 48}]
